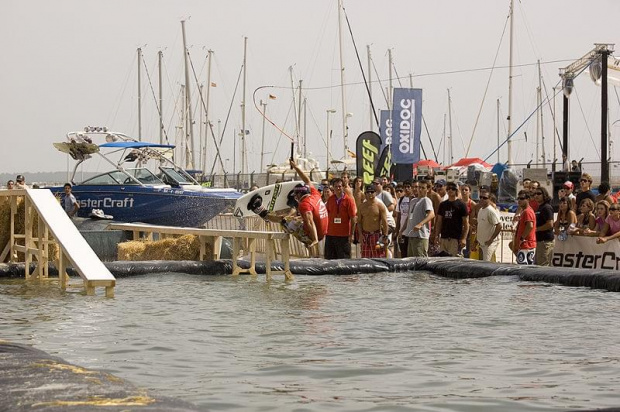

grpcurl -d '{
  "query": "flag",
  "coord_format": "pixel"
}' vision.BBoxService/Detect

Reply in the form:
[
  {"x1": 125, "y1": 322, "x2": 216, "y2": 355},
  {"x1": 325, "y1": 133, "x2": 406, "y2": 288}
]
[
  {"x1": 269, "y1": 94, "x2": 277, "y2": 100},
  {"x1": 210, "y1": 82, "x2": 217, "y2": 87},
  {"x1": 390, "y1": 88, "x2": 422, "y2": 164}
]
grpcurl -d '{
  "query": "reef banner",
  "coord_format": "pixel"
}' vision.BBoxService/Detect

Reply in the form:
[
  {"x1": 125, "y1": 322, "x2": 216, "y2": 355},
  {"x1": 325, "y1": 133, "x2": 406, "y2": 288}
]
[
  {"x1": 552, "y1": 235, "x2": 620, "y2": 270},
  {"x1": 390, "y1": 88, "x2": 422, "y2": 164},
  {"x1": 379, "y1": 110, "x2": 393, "y2": 152},
  {"x1": 355, "y1": 131, "x2": 382, "y2": 185}
]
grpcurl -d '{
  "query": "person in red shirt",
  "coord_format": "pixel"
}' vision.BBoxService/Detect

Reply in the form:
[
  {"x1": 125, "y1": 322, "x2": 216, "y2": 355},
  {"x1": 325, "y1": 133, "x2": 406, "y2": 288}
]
[
  {"x1": 290, "y1": 159, "x2": 328, "y2": 257},
  {"x1": 325, "y1": 178, "x2": 357, "y2": 259},
  {"x1": 511, "y1": 190, "x2": 536, "y2": 265}
]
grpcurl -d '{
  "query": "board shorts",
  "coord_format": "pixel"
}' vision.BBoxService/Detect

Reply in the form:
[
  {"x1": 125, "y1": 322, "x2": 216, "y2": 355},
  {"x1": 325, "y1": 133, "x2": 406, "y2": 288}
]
[
  {"x1": 516, "y1": 248, "x2": 535, "y2": 265},
  {"x1": 361, "y1": 230, "x2": 386, "y2": 258}
]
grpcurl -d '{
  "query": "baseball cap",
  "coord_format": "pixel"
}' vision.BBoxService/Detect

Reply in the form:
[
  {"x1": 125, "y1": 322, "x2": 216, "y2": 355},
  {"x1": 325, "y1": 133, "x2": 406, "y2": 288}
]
[
  {"x1": 479, "y1": 185, "x2": 490, "y2": 192},
  {"x1": 563, "y1": 181, "x2": 574, "y2": 189},
  {"x1": 16, "y1": 174, "x2": 24, "y2": 182},
  {"x1": 365, "y1": 185, "x2": 376, "y2": 193},
  {"x1": 435, "y1": 179, "x2": 446, "y2": 186}
]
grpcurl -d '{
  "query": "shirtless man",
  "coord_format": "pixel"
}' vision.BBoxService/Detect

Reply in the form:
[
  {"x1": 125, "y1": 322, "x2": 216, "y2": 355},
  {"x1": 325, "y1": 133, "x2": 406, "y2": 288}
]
[{"x1": 357, "y1": 184, "x2": 389, "y2": 258}]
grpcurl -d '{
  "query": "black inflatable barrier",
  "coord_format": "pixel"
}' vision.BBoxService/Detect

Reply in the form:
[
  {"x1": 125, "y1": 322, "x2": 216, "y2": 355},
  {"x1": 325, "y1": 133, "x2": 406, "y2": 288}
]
[
  {"x1": 2, "y1": 258, "x2": 620, "y2": 292},
  {"x1": 0, "y1": 341, "x2": 204, "y2": 411}
]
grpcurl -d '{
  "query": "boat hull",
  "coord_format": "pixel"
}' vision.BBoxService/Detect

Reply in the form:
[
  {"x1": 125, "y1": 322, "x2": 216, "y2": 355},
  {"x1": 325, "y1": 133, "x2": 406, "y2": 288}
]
[{"x1": 51, "y1": 185, "x2": 241, "y2": 227}]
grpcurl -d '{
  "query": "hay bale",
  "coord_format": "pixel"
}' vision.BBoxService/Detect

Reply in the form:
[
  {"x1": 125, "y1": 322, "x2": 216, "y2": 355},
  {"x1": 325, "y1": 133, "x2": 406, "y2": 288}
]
[{"x1": 117, "y1": 234, "x2": 209, "y2": 261}]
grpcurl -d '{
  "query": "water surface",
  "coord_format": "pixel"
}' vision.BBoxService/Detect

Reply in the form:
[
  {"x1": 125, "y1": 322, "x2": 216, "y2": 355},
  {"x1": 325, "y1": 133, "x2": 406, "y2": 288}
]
[{"x1": 2, "y1": 272, "x2": 620, "y2": 411}]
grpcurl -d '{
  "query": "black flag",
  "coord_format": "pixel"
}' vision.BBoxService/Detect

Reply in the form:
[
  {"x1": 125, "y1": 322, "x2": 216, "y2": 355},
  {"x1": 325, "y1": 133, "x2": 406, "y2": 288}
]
[
  {"x1": 375, "y1": 145, "x2": 392, "y2": 180},
  {"x1": 355, "y1": 131, "x2": 382, "y2": 185}
]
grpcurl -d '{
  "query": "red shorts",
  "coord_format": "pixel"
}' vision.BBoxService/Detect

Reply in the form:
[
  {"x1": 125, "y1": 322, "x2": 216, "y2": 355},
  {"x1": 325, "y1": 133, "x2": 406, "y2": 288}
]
[{"x1": 361, "y1": 230, "x2": 386, "y2": 258}]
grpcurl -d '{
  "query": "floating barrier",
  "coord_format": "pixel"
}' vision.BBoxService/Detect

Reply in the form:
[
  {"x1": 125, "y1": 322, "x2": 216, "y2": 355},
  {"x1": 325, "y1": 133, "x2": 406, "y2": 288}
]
[
  {"x1": 0, "y1": 341, "x2": 202, "y2": 411},
  {"x1": 2, "y1": 257, "x2": 620, "y2": 292}
]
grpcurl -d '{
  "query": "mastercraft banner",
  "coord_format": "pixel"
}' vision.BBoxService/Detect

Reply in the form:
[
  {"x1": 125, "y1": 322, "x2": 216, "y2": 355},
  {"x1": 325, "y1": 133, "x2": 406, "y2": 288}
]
[
  {"x1": 390, "y1": 88, "x2": 422, "y2": 164},
  {"x1": 379, "y1": 110, "x2": 393, "y2": 152},
  {"x1": 552, "y1": 235, "x2": 620, "y2": 270}
]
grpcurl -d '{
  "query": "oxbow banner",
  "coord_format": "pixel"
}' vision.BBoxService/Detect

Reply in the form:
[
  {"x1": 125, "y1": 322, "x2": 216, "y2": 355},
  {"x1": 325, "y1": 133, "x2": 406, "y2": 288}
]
[
  {"x1": 552, "y1": 235, "x2": 620, "y2": 270},
  {"x1": 390, "y1": 88, "x2": 422, "y2": 164}
]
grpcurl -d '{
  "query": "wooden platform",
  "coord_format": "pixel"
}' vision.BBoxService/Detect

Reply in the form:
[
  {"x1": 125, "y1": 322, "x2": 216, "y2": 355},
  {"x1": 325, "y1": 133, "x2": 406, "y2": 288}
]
[{"x1": 108, "y1": 223, "x2": 294, "y2": 281}]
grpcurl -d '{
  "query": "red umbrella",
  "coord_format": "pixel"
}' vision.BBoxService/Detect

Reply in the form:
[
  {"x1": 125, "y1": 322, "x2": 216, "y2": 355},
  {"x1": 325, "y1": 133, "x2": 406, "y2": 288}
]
[
  {"x1": 413, "y1": 159, "x2": 441, "y2": 168},
  {"x1": 446, "y1": 157, "x2": 492, "y2": 169}
]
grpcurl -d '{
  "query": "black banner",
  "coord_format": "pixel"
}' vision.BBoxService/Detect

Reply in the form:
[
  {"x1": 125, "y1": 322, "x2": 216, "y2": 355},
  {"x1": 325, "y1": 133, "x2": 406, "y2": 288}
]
[
  {"x1": 355, "y1": 131, "x2": 382, "y2": 185},
  {"x1": 375, "y1": 145, "x2": 392, "y2": 180}
]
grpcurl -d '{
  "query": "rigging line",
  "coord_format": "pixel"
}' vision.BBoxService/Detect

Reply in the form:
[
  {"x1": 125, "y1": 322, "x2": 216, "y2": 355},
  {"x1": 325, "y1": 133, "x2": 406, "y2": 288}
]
[
  {"x1": 188, "y1": 52, "x2": 226, "y2": 172},
  {"x1": 573, "y1": 87, "x2": 600, "y2": 160},
  {"x1": 541, "y1": 76, "x2": 565, "y2": 153},
  {"x1": 207, "y1": 63, "x2": 243, "y2": 176},
  {"x1": 421, "y1": 114, "x2": 439, "y2": 163},
  {"x1": 371, "y1": 56, "x2": 389, "y2": 106},
  {"x1": 108, "y1": 52, "x2": 136, "y2": 129},
  {"x1": 484, "y1": 92, "x2": 552, "y2": 162},
  {"x1": 269, "y1": 100, "x2": 296, "y2": 167},
  {"x1": 342, "y1": 7, "x2": 379, "y2": 128},
  {"x1": 253, "y1": 86, "x2": 295, "y2": 142},
  {"x1": 465, "y1": 10, "x2": 510, "y2": 157},
  {"x1": 294, "y1": 58, "x2": 577, "y2": 91},
  {"x1": 141, "y1": 55, "x2": 171, "y2": 144}
]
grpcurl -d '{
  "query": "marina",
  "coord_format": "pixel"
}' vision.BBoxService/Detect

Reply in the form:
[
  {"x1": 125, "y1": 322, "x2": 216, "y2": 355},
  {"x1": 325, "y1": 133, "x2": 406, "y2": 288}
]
[{"x1": 2, "y1": 0, "x2": 620, "y2": 410}]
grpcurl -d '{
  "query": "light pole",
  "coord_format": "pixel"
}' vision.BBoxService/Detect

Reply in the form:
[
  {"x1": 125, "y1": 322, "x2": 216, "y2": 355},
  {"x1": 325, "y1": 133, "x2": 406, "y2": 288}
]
[
  {"x1": 260, "y1": 100, "x2": 267, "y2": 172},
  {"x1": 326, "y1": 109, "x2": 336, "y2": 172}
]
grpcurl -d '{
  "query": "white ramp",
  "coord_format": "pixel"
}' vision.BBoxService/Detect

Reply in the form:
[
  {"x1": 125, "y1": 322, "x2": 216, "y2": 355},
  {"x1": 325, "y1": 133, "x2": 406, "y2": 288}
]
[{"x1": 25, "y1": 189, "x2": 115, "y2": 297}]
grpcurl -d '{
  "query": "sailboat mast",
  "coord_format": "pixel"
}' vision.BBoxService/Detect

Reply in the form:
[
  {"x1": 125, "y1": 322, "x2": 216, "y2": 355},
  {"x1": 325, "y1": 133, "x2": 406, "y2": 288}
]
[
  {"x1": 447, "y1": 89, "x2": 453, "y2": 165},
  {"x1": 181, "y1": 20, "x2": 195, "y2": 169},
  {"x1": 241, "y1": 36, "x2": 248, "y2": 177},
  {"x1": 204, "y1": 49, "x2": 214, "y2": 175},
  {"x1": 158, "y1": 50, "x2": 163, "y2": 145},
  {"x1": 137, "y1": 47, "x2": 142, "y2": 141},
  {"x1": 367, "y1": 45, "x2": 373, "y2": 132},
  {"x1": 497, "y1": 98, "x2": 501, "y2": 164},
  {"x1": 537, "y1": 60, "x2": 546, "y2": 167},
  {"x1": 298, "y1": 80, "x2": 303, "y2": 154},
  {"x1": 337, "y1": 0, "x2": 348, "y2": 158},
  {"x1": 506, "y1": 0, "x2": 514, "y2": 166},
  {"x1": 388, "y1": 48, "x2": 393, "y2": 109},
  {"x1": 260, "y1": 100, "x2": 267, "y2": 171}
]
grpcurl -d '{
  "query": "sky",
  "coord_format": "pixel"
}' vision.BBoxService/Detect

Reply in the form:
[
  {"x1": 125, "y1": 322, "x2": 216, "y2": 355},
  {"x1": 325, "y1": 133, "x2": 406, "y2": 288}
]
[{"x1": 1, "y1": 0, "x2": 619, "y2": 177}]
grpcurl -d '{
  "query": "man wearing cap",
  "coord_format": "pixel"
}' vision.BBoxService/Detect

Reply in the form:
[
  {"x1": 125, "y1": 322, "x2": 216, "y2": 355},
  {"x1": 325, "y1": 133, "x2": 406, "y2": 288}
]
[
  {"x1": 563, "y1": 181, "x2": 577, "y2": 211},
  {"x1": 433, "y1": 181, "x2": 469, "y2": 257},
  {"x1": 434, "y1": 179, "x2": 448, "y2": 202},
  {"x1": 357, "y1": 184, "x2": 389, "y2": 258},
  {"x1": 15, "y1": 175, "x2": 29, "y2": 189}
]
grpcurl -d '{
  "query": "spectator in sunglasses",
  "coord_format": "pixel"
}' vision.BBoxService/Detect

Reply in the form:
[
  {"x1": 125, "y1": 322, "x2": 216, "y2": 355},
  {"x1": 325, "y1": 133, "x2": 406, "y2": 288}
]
[
  {"x1": 533, "y1": 187, "x2": 554, "y2": 266},
  {"x1": 576, "y1": 173, "x2": 596, "y2": 208}
]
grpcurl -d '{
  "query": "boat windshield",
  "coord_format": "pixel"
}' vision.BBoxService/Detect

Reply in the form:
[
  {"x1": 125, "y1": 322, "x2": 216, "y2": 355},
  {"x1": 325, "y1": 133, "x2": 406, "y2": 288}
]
[
  {"x1": 126, "y1": 168, "x2": 164, "y2": 184},
  {"x1": 80, "y1": 169, "x2": 163, "y2": 186},
  {"x1": 81, "y1": 171, "x2": 132, "y2": 185},
  {"x1": 158, "y1": 167, "x2": 196, "y2": 186}
]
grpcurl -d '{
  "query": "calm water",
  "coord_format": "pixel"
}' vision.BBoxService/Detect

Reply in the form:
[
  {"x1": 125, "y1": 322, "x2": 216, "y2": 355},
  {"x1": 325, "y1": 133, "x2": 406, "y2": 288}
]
[{"x1": 2, "y1": 272, "x2": 620, "y2": 411}]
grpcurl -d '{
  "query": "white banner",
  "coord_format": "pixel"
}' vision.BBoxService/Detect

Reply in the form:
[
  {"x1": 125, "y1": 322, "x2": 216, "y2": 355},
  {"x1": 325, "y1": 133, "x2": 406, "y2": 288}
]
[{"x1": 552, "y1": 235, "x2": 620, "y2": 270}]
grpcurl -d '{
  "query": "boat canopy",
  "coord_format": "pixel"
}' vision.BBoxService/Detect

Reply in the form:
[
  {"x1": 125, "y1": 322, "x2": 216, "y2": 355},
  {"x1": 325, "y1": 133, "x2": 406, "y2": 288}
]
[{"x1": 99, "y1": 141, "x2": 175, "y2": 149}]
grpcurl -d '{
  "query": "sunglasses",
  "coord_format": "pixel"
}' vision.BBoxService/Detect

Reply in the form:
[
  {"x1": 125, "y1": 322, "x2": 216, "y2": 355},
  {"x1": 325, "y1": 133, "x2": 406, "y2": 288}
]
[
  {"x1": 447, "y1": 187, "x2": 457, "y2": 191},
  {"x1": 480, "y1": 195, "x2": 489, "y2": 200},
  {"x1": 610, "y1": 208, "x2": 620, "y2": 211},
  {"x1": 396, "y1": 189, "x2": 403, "y2": 193},
  {"x1": 534, "y1": 192, "x2": 543, "y2": 196},
  {"x1": 365, "y1": 190, "x2": 375, "y2": 194},
  {"x1": 517, "y1": 196, "x2": 528, "y2": 200},
  {"x1": 580, "y1": 179, "x2": 591, "y2": 183}
]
